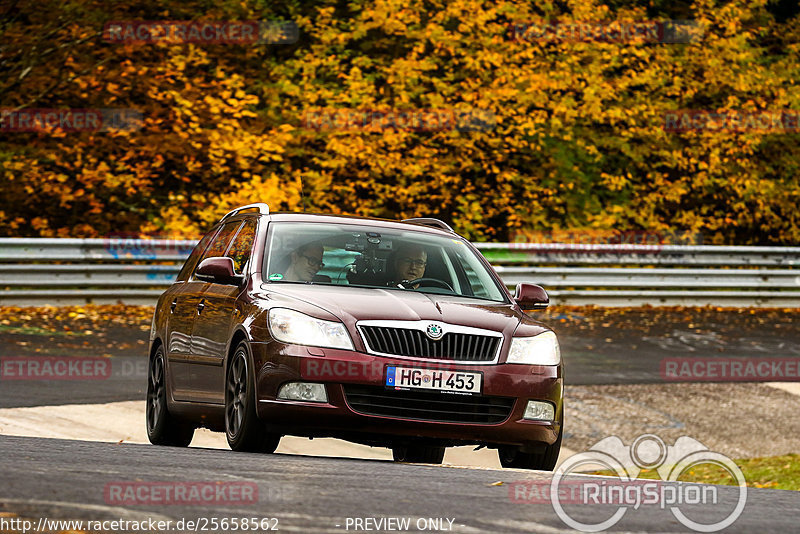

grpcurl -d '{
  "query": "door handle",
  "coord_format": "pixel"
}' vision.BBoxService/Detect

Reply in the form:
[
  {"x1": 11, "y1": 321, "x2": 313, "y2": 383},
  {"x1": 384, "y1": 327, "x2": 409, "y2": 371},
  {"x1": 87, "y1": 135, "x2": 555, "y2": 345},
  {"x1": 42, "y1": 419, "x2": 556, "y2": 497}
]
[
  {"x1": 170, "y1": 298, "x2": 177, "y2": 313},
  {"x1": 197, "y1": 299, "x2": 205, "y2": 314}
]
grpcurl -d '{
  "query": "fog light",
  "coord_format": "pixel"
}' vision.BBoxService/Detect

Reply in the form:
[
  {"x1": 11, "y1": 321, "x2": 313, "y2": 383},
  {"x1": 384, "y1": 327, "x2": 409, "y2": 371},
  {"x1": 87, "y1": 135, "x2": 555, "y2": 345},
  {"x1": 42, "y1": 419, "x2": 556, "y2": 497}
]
[
  {"x1": 523, "y1": 401, "x2": 555, "y2": 421},
  {"x1": 277, "y1": 382, "x2": 328, "y2": 402}
]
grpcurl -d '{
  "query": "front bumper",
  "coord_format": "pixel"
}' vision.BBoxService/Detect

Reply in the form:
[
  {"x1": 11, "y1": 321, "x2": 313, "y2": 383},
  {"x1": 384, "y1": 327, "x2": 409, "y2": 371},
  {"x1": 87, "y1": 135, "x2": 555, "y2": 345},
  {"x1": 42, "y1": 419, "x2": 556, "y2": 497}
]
[{"x1": 250, "y1": 342, "x2": 563, "y2": 448}]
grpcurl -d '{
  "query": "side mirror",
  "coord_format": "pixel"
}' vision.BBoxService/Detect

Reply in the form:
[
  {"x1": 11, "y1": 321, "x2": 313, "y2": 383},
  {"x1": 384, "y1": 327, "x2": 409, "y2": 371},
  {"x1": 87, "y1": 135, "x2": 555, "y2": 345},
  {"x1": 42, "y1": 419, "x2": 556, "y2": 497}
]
[
  {"x1": 514, "y1": 283, "x2": 549, "y2": 311},
  {"x1": 195, "y1": 257, "x2": 244, "y2": 285}
]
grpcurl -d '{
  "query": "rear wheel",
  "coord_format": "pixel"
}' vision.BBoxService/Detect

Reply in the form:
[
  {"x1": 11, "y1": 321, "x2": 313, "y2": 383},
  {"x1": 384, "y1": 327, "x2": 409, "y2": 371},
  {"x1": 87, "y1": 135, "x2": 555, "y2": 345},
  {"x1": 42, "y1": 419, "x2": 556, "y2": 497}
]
[
  {"x1": 146, "y1": 345, "x2": 195, "y2": 447},
  {"x1": 499, "y1": 427, "x2": 563, "y2": 471},
  {"x1": 225, "y1": 341, "x2": 281, "y2": 453},
  {"x1": 392, "y1": 444, "x2": 446, "y2": 464}
]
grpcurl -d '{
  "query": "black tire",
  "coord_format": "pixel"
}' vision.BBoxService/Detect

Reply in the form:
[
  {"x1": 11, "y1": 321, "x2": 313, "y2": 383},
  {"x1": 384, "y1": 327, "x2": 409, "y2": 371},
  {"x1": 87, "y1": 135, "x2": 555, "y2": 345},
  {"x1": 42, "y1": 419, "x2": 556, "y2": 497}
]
[
  {"x1": 146, "y1": 345, "x2": 195, "y2": 447},
  {"x1": 225, "y1": 341, "x2": 281, "y2": 453},
  {"x1": 392, "y1": 444, "x2": 446, "y2": 464},
  {"x1": 499, "y1": 427, "x2": 563, "y2": 471}
]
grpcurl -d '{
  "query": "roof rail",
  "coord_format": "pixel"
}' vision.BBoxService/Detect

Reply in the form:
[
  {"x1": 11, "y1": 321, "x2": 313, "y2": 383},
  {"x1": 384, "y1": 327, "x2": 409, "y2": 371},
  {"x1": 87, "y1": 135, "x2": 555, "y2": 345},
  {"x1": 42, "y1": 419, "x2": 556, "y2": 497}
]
[
  {"x1": 219, "y1": 203, "x2": 270, "y2": 222},
  {"x1": 402, "y1": 217, "x2": 454, "y2": 232}
]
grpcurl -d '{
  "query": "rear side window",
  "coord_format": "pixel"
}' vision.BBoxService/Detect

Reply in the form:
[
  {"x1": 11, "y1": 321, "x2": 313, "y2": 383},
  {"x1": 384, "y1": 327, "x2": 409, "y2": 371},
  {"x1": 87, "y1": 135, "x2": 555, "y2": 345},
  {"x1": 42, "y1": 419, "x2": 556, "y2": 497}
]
[
  {"x1": 192, "y1": 221, "x2": 242, "y2": 277},
  {"x1": 176, "y1": 231, "x2": 215, "y2": 282},
  {"x1": 225, "y1": 220, "x2": 257, "y2": 274}
]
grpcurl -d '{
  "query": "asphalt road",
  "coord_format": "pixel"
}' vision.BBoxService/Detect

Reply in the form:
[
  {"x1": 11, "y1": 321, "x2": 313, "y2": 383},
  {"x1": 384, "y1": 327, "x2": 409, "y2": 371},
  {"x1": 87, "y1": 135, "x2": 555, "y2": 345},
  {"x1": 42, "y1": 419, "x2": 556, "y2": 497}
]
[
  {"x1": 1, "y1": 308, "x2": 798, "y2": 534},
  {"x1": 1, "y1": 307, "x2": 797, "y2": 408},
  {"x1": 1, "y1": 435, "x2": 798, "y2": 533}
]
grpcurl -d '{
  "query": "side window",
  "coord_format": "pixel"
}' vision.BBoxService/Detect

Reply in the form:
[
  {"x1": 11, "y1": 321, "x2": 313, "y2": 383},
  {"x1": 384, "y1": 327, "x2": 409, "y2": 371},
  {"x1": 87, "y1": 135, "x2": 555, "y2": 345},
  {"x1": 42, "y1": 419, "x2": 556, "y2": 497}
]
[
  {"x1": 176, "y1": 231, "x2": 215, "y2": 282},
  {"x1": 225, "y1": 220, "x2": 257, "y2": 274},
  {"x1": 193, "y1": 221, "x2": 242, "y2": 277}
]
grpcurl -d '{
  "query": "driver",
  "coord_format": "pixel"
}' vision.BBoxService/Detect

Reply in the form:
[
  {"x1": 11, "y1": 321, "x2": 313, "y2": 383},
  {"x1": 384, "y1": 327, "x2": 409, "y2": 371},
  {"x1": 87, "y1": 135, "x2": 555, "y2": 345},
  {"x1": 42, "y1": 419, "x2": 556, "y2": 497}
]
[
  {"x1": 388, "y1": 244, "x2": 427, "y2": 287},
  {"x1": 284, "y1": 243, "x2": 325, "y2": 282}
]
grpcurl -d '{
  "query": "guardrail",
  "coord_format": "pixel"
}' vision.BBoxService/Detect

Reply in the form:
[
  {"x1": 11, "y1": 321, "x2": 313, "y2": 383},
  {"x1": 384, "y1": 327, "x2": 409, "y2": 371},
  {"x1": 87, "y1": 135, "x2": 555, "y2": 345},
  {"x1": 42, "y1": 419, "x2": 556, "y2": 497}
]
[
  {"x1": 476, "y1": 243, "x2": 800, "y2": 306},
  {"x1": 0, "y1": 238, "x2": 798, "y2": 307}
]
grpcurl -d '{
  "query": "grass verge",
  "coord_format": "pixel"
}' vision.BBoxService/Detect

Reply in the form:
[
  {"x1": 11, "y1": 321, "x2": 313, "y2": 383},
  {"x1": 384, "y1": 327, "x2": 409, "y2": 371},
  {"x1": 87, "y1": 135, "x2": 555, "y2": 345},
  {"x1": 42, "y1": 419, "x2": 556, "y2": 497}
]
[{"x1": 593, "y1": 454, "x2": 800, "y2": 490}]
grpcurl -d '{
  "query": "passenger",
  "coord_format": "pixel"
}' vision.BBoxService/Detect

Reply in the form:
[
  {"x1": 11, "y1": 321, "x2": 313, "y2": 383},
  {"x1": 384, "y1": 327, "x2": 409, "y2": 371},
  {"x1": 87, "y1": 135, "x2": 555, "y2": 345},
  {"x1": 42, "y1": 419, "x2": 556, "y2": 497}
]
[
  {"x1": 283, "y1": 243, "x2": 325, "y2": 282},
  {"x1": 388, "y1": 244, "x2": 427, "y2": 287}
]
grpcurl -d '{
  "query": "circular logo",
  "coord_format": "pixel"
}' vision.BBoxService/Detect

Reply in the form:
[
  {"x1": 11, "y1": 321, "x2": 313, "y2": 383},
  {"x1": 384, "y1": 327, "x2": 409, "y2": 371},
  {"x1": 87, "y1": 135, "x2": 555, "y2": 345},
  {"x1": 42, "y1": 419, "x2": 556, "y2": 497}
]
[
  {"x1": 631, "y1": 434, "x2": 667, "y2": 469},
  {"x1": 426, "y1": 323, "x2": 444, "y2": 340},
  {"x1": 550, "y1": 435, "x2": 748, "y2": 533}
]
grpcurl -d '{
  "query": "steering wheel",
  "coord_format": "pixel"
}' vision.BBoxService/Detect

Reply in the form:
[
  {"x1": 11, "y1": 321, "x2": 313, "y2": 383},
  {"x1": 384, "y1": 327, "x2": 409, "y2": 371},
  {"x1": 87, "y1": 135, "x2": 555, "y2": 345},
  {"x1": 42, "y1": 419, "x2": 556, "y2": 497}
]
[{"x1": 399, "y1": 277, "x2": 454, "y2": 292}]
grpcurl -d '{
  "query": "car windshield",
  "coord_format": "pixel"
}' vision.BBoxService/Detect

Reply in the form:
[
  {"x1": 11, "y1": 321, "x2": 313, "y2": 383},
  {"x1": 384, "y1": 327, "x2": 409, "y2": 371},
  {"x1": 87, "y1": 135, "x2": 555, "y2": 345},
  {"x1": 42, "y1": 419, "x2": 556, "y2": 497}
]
[{"x1": 263, "y1": 222, "x2": 507, "y2": 303}]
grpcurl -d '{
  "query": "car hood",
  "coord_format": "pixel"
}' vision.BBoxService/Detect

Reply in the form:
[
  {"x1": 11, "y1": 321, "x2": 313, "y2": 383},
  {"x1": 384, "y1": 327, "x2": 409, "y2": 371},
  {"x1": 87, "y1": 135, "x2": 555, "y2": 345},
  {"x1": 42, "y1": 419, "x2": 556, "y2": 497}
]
[{"x1": 262, "y1": 283, "x2": 548, "y2": 338}]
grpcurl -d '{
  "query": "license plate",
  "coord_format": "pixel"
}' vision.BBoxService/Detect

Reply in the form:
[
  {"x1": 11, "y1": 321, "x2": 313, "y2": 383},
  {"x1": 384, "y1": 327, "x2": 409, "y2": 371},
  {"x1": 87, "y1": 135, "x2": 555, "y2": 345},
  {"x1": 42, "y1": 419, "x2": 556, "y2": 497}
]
[{"x1": 385, "y1": 366, "x2": 482, "y2": 394}]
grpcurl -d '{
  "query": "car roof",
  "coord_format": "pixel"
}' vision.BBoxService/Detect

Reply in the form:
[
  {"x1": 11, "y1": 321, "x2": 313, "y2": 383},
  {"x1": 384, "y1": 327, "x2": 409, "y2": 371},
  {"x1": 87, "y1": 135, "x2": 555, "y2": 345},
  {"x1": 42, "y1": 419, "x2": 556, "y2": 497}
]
[{"x1": 261, "y1": 212, "x2": 458, "y2": 237}]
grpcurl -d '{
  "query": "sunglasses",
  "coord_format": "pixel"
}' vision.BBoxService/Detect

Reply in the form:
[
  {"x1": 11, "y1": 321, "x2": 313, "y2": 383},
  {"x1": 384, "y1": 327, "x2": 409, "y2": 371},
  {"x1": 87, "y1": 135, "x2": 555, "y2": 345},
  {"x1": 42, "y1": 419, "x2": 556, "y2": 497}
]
[{"x1": 301, "y1": 254, "x2": 325, "y2": 269}]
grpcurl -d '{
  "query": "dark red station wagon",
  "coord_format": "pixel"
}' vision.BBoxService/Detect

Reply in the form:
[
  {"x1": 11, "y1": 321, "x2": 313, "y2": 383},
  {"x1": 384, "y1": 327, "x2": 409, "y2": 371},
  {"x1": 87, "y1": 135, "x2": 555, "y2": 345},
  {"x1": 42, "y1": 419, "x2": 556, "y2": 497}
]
[{"x1": 147, "y1": 203, "x2": 564, "y2": 469}]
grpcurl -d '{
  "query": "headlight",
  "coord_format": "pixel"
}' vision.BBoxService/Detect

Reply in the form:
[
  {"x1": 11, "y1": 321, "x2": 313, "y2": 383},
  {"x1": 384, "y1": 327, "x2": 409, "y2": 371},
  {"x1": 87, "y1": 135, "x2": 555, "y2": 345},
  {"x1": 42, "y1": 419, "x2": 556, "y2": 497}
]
[
  {"x1": 507, "y1": 331, "x2": 561, "y2": 365},
  {"x1": 268, "y1": 308, "x2": 354, "y2": 351}
]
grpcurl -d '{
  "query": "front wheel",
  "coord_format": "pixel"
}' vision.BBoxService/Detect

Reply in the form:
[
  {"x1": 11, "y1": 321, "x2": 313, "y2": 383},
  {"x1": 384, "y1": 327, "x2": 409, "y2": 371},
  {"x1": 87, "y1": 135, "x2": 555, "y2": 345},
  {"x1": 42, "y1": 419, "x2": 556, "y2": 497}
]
[
  {"x1": 499, "y1": 427, "x2": 563, "y2": 471},
  {"x1": 225, "y1": 341, "x2": 281, "y2": 453},
  {"x1": 392, "y1": 444, "x2": 446, "y2": 464},
  {"x1": 146, "y1": 345, "x2": 195, "y2": 447}
]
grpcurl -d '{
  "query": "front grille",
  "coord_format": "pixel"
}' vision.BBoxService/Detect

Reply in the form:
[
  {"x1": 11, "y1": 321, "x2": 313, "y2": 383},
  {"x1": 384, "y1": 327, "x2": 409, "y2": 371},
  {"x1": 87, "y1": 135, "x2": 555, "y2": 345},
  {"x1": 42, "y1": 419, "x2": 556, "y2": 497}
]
[
  {"x1": 360, "y1": 326, "x2": 499, "y2": 362},
  {"x1": 343, "y1": 384, "x2": 514, "y2": 424}
]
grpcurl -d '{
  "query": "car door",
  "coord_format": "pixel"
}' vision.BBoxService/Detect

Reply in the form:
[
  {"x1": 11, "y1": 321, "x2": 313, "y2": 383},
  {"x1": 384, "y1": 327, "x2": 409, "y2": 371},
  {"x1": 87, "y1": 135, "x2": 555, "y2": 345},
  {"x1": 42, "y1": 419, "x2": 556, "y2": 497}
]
[
  {"x1": 188, "y1": 219, "x2": 258, "y2": 403},
  {"x1": 170, "y1": 220, "x2": 243, "y2": 401},
  {"x1": 165, "y1": 229, "x2": 215, "y2": 377}
]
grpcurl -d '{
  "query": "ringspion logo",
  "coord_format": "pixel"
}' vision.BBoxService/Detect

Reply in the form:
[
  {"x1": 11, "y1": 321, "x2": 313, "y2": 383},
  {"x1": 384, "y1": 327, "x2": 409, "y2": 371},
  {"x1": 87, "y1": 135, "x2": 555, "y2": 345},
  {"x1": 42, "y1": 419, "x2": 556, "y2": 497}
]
[{"x1": 550, "y1": 434, "x2": 746, "y2": 532}]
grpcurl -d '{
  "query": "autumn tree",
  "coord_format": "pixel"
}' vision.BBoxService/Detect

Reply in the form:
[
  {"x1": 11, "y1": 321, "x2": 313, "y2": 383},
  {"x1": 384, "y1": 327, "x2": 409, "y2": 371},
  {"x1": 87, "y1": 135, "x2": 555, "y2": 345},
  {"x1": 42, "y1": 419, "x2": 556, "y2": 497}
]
[{"x1": 1, "y1": 0, "x2": 798, "y2": 243}]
